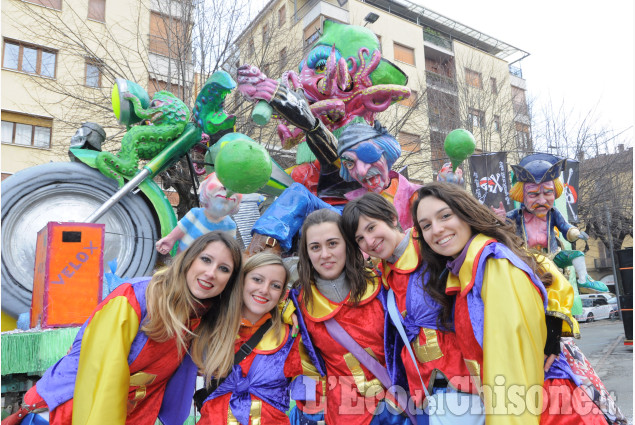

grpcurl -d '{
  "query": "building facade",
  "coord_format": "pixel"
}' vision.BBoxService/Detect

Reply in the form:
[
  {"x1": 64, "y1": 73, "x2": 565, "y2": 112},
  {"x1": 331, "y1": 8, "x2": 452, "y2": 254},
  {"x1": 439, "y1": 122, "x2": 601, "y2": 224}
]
[
  {"x1": 232, "y1": 0, "x2": 532, "y2": 182},
  {"x1": 1, "y1": 0, "x2": 192, "y2": 179}
]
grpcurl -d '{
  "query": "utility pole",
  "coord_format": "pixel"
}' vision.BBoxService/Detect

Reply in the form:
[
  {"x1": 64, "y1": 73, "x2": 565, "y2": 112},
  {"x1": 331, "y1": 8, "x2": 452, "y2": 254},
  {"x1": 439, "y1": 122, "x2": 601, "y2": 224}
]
[{"x1": 606, "y1": 208, "x2": 622, "y2": 320}]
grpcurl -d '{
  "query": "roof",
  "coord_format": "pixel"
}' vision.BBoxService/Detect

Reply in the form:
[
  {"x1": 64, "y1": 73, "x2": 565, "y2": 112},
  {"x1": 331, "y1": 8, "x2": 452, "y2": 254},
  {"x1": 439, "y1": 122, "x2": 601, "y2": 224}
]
[{"x1": 363, "y1": 0, "x2": 530, "y2": 63}]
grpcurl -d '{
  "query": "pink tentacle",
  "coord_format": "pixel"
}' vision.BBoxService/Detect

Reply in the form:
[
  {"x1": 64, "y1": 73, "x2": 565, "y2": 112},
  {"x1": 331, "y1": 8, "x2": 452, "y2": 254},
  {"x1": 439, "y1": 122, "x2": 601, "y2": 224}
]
[{"x1": 337, "y1": 57, "x2": 351, "y2": 91}]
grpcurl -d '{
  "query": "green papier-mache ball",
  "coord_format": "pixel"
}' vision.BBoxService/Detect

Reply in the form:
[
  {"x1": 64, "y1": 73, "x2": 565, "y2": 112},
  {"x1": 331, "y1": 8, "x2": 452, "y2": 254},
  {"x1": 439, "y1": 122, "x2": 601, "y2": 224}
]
[
  {"x1": 214, "y1": 133, "x2": 272, "y2": 194},
  {"x1": 444, "y1": 129, "x2": 476, "y2": 172}
]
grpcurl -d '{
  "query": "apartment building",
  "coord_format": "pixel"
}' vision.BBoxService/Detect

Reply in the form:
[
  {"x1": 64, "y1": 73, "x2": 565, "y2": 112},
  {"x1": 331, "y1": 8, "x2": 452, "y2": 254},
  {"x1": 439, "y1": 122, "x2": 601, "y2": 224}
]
[
  {"x1": 1, "y1": 0, "x2": 192, "y2": 178},
  {"x1": 233, "y1": 0, "x2": 531, "y2": 182}
]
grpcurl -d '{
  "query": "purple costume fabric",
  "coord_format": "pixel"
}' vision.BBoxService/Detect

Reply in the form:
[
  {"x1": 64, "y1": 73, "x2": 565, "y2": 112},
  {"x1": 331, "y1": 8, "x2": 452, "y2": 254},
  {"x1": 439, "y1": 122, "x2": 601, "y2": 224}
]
[
  {"x1": 204, "y1": 334, "x2": 296, "y2": 425},
  {"x1": 35, "y1": 277, "x2": 198, "y2": 425}
]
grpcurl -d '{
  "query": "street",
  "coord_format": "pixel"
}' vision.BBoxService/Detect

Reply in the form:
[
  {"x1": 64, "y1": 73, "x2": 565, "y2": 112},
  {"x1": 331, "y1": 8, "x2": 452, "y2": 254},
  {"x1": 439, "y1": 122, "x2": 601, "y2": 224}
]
[{"x1": 575, "y1": 318, "x2": 633, "y2": 424}]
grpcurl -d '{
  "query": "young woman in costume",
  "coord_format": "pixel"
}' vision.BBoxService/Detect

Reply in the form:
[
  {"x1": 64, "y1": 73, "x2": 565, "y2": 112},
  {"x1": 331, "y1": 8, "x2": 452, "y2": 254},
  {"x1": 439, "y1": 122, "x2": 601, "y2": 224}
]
[
  {"x1": 197, "y1": 252, "x2": 315, "y2": 425},
  {"x1": 291, "y1": 208, "x2": 410, "y2": 425},
  {"x1": 342, "y1": 193, "x2": 478, "y2": 416},
  {"x1": 17, "y1": 231, "x2": 243, "y2": 425},
  {"x1": 411, "y1": 182, "x2": 613, "y2": 425}
]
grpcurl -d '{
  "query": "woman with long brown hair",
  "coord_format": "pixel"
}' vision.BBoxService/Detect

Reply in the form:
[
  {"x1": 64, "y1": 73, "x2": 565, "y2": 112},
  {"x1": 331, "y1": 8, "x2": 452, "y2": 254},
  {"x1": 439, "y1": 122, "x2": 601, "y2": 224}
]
[
  {"x1": 17, "y1": 231, "x2": 243, "y2": 425},
  {"x1": 412, "y1": 182, "x2": 610, "y2": 425},
  {"x1": 292, "y1": 208, "x2": 410, "y2": 425}
]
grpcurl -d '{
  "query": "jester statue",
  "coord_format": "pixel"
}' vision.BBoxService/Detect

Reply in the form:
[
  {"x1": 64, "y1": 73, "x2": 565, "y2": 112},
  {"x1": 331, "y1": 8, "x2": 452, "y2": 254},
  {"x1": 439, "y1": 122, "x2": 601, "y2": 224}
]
[
  {"x1": 237, "y1": 20, "x2": 419, "y2": 254},
  {"x1": 496, "y1": 153, "x2": 607, "y2": 292},
  {"x1": 155, "y1": 172, "x2": 242, "y2": 255}
]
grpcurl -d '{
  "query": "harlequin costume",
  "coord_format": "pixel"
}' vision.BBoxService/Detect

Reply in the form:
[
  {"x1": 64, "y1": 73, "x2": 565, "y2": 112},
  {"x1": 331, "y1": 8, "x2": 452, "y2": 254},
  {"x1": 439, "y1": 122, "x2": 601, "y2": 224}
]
[
  {"x1": 22, "y1": 278, "x2": 199, "y2": 425},
  {"x1": 290, "y1": 275, "x2": 408, "y2": 425},
  {"x1": 198, "y1": 314, "x2": 311, "y2": 425},
  {"x1": 379, "y1": 231, "x2": 477, "y2": 409},
  {"x1": 446, "y1": 233, "x2": 616, "y2": 425}
]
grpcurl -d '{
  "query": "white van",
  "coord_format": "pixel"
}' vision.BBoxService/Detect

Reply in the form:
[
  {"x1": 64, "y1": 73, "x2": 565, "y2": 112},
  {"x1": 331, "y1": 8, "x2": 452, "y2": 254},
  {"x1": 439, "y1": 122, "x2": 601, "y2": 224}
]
[{"x1": 575, "y1": 297, "x2": 612, "y2": 322}]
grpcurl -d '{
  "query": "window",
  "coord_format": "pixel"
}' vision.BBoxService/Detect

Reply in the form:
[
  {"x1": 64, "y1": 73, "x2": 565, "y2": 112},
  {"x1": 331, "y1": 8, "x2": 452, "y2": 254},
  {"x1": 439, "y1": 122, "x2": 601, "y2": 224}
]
[
  {"x1": 88, "y1": 0, "x2": 105, "y2": 22},
  {"x1": 397, "y1": 131, "x2": 421, "y2": 152},
  {"x1": 515, "y1": 122, "x2": 531, "y2": 151},
  {"x1": 280, "y1": 47, "x2": 287, "y2": 67},
  {"x1": 490, "y1": 77, "x2": 497, "y2": 94},
  {"x1": 465, "y1": 68, "x2": 482, "y2": 88},
  {"x1": 24, "y1": 0, "x2": 61, "y2": 10},
  {"x1": 262, "y1": 23, "x2": 269, "y2": 43},
  {"x1": 493, "y1": 115, "x2": 501, "y2": 132},
  {"x1": 512, "y1": 86, "x2": 528, "y2": 114},
  {"x1": 149, "y1": 12, "x2": 186, "y2": 57},
  {"x1": 394, "y1": 43, "x2": 414, "y2": 66},
  {"x1": 278, "y1": 5, "x2": 286, "y2": 27},
  {"x1": 248, "y1": 39, "x2": 255, "y2": 57},
  {"x1": 430, "y1": 132, "x2": 445, "y2": 171},
  {"x1": 85, "y1": 60, "x2": 101, "y2": 88},
  {"x1": 398, "y1": 90, "x2": 417, "y2": 107},
  {"x1": 3, "y1": 40, "x2": 57, "y2": 78},
  {"x1": 304, "y1": 16, "x2": 321, "y2": 47},
  {"x1": 1, "y1": 110, "x2": 52, "y2": 148},
  {"x1": 468, "y1": 108, "x2": 485, "y2": 128},
  {"x1": 148, "y1": 78, "x2": 183, "y2": 98}
]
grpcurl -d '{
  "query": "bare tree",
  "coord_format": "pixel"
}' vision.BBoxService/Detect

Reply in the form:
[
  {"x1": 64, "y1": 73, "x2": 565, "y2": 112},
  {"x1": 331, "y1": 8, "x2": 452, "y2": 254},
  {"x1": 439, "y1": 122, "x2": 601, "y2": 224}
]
[{"x1": 6, "y1": 0, "x2": 252, "y2": 217}]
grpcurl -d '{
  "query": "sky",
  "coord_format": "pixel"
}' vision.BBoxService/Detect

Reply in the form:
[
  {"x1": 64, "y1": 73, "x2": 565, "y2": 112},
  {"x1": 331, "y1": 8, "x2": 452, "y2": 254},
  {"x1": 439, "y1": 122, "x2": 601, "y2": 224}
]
[{"x1": 411, "y1": 0, "x2": 634, "y2": 140}]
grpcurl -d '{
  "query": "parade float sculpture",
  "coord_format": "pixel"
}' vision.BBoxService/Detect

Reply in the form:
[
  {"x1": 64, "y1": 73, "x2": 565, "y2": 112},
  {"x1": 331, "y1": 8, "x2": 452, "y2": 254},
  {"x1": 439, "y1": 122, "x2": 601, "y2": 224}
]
[
  {"x1": 155, "y1": 172, "x2": 242, "y2": 255},
  {"x1": 495, "y1": 153, "x2": 608, "y2": 292},
  {"x1": 0, "y1": 72, "x2": 238, "y2": 319},
  {"x1": 435, "y1": 128, "x2": 476, "y2": 186},
  {"x1": 237, "y1": 21, "x2": 423, "y2": 254},
  {"x1": 247, "y1": 20, "x2": 411, "y2": 193},
  {"x1": 97, "y1": 91, "x2": 190, "y2": 187}
]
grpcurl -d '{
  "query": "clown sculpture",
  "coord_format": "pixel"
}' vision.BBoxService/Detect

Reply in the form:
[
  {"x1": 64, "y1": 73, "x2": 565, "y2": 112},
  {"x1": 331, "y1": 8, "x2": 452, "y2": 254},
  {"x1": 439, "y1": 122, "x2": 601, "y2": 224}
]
[
  {"x1": 494, "y1": 153, "x2": 607, "y2": 292},
  {"x1": 155, "y1": 172, "x2": 242, "y2": 254}
]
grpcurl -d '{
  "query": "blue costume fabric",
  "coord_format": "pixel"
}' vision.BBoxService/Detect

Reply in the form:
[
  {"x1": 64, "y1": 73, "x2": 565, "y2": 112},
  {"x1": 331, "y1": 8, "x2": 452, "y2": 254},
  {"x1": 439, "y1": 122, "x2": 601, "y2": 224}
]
[
  {"x1": 506, "y1": 207, "x2": 574, "y2": 253},
  {"x1": 251, "y1": 183, "x2": 341, "y2": 251},
  {"x1": 34, "y1": 278, "x2": 198, "y2": 425},
  {"x1": 203, "y1": 334, "x2": 297, "y2": 425},
  {"x1": 177, "y1": 208, "x2": 237, "y2": 251}
]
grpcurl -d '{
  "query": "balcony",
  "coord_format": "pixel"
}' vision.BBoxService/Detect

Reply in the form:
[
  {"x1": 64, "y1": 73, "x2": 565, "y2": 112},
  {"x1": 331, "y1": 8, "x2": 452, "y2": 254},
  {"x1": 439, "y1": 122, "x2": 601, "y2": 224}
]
[
  {"x1": 509, "y1": 65, "x2": 523, "y2": 78},
  {"x1": 425, "y1": 70, "x2": 457, "y2": 93},
  {"x1": 423, "y1": 31, "x2": 452, "y2": 51},
  {"x1": 293, "y1": 0, "x2": 349, "y2": 26}
]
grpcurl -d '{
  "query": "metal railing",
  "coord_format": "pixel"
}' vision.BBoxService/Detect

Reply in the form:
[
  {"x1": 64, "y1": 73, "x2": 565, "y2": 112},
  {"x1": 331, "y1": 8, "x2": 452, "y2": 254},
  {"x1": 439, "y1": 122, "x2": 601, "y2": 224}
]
[
  {"x1": 425, "y1": 70, "x2": 457, "y2": 92},
  {"x1": 509, "y1": 65, "x2": 523, "y2": 78},
  {"x1": 423, "y1": 32, "x2": 452, "y2": 51}
]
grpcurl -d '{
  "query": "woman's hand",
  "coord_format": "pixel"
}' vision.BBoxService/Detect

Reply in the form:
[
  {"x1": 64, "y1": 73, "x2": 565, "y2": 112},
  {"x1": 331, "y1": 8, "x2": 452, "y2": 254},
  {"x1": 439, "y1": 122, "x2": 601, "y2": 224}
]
[{"x1": 544, "y1": 354, "x2": 557, "y2": 372}]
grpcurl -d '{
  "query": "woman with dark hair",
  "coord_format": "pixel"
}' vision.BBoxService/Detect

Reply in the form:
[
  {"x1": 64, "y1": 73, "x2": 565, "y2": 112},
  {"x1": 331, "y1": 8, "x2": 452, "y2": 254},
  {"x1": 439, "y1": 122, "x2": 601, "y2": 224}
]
[
  {"x1": 17, "y1": 231, "x2": 243, "y2": 425},
  {"x1": 292, "y1": 208, "x2": 409, "y2": 425},
  {"x1": 342, "y1": 192, "x2": 477, "y2": 417},
  {"x1": 412, "y1": 182, "x2": 611, "y2": 425}
]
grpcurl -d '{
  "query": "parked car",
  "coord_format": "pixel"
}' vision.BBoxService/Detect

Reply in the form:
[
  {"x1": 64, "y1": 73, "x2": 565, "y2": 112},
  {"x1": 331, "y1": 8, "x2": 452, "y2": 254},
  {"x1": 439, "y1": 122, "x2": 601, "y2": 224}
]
[
  {"x1": 580, "y1": 293, "x2": 616, "y2": 302},
  {"x1": 575, "y1": 297, "x2": 612, "y2": 323}
]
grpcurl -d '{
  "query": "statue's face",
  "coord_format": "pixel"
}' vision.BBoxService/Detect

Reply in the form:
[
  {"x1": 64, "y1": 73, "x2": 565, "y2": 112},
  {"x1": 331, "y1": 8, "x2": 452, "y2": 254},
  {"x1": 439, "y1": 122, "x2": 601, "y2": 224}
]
[
  {"x1": 524, "y1": 181, "x2": 556, "y2": 218},
  {"x1": 201, "y1": 174, "x2": 242, "y2": 220},
  {"x1": 70, "y1": 126, "x2": 92, "y2": 148},
  {"x1": 340, "y1": 140, "x2": 390, "y2": 193}
]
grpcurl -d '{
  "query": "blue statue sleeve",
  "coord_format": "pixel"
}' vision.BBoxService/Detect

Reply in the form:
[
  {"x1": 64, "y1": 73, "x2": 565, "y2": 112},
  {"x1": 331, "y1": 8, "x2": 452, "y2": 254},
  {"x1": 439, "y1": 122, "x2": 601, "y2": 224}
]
[
  {"x1": 251, "y1": 183, "x2": 340, "y2": 251},
  {"x1": 551, "y1": 208, "x2": 574, "y2": 235}
]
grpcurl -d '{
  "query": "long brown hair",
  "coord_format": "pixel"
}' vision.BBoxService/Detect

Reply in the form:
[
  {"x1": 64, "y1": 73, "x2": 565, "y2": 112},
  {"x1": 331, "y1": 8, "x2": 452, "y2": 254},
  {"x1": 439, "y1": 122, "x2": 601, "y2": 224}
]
[
  {"x1": 241, "y1": 252, "x2": 290, "y2": 345},
  {"x1": 296, "y1": 209, "x2": 373, "y2": 310},
  {"x1": 411, "y1": 182, "x2": 552, "y2": 328}
]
